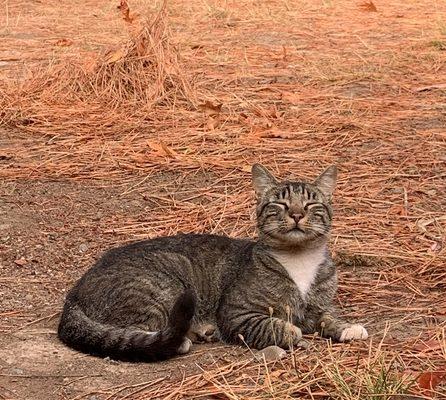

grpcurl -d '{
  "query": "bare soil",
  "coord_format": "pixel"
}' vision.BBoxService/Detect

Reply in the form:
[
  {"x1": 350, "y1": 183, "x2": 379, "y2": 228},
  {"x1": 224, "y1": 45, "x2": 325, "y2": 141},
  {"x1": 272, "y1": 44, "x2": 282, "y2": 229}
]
[{"x1": 1, "y1": 0, "x2": 445, "y2": 399}]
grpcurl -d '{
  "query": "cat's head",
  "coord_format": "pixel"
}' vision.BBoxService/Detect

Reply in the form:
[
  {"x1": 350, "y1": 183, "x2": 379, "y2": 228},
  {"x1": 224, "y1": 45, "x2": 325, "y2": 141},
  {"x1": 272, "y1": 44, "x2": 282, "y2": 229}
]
[{"x1": 252, "y1": 164, "x2": 337, "y2": 248}]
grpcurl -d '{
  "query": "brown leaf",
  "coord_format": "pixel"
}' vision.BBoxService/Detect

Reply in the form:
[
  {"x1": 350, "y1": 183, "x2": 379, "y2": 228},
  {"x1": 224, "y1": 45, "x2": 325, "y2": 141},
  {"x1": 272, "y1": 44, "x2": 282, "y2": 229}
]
[
  {"x1": 252, "y1": 105, "x2": 283, "y2": 119},
  {"x1": 118, "y1": 0, "x2": 134, "y2": 23},
  {"x1": 430, "y1": 241, "x2": 442, "y2": 252},
  {"x1": 104, "y1": 48, "x2": 125, "y2": 64},
  {"x1": 206, "y1": 116, "x2": 220, "y2": 130},
  {"x1": 263, "y1": 127, "x2": 295, "y2": 139},
  {"x1": 55, "y1": 39, "x2": 73, "y2": 47},
  {"x1": 14, "y1": 257, "x2": 27, "y2": 266},
  {"x1": 135, "y1": 37, "x2": 148, "y2": 57},
  {"x1": 359, "y1": 1, "x2": 378, "y2": 12},
  {"x1": 147, "y1": 140, "x2": 178, "y2": 158},
  {"x1": 418, "y1": 371, "x2": 446, "y2": 394},
  {"x1": 413, "y1": 339, "x2": 443, "y2": 352},
  {"x1": 270, "y1": 369, "x2": 287, "y2": 378},
  {"x1": 281, "y1": 91, "x2": 301, "y2": 105},
  {"x1": 198, "y1": 101, "x2": 223, "y2": 116}
]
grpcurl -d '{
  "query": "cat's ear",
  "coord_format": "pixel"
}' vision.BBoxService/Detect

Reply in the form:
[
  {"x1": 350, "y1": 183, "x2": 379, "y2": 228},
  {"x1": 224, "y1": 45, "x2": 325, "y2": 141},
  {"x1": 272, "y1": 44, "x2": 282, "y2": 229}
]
[
  {"x1": 251, "y1": 164, "x2": 278, "y2": 197},
  {"x1": 314, "y1": 165, "x2": 337, "y2": 198}
]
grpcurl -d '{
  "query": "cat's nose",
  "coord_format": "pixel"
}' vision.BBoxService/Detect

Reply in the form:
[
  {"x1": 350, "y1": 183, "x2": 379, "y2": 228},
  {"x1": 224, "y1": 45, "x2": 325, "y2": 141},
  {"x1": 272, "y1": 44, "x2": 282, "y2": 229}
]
[{"x1": 291, "y1": 213, "x2": 304, "y2": 223}]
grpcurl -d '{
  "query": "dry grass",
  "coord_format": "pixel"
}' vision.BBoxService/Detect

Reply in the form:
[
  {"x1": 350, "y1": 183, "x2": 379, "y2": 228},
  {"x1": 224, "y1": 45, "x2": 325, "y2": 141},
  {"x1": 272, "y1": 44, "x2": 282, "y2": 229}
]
[{"x1": 0, "y1": 0, "x2": 445, "y2": 398}]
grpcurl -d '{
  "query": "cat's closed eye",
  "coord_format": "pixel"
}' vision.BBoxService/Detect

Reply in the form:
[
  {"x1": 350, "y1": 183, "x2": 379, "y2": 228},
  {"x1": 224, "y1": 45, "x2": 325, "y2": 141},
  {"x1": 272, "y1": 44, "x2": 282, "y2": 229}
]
[{"x1": 303, "y1": 202, "x2": 320, "y2": 211}]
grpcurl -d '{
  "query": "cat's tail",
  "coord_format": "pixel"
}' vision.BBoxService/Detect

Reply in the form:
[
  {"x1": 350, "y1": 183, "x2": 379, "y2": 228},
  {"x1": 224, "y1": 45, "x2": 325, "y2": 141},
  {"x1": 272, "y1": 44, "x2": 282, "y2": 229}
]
[{"x1": 57, "y1": 289, "x2": 196, "y2": 362}]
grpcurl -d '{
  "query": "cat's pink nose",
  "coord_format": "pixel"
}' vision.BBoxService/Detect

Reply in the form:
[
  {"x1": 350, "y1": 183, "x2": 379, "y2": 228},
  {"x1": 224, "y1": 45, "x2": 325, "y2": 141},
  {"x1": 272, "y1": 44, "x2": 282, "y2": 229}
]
[{"x1": 292, "y1": 213, "x2": 303, "y2": 223}]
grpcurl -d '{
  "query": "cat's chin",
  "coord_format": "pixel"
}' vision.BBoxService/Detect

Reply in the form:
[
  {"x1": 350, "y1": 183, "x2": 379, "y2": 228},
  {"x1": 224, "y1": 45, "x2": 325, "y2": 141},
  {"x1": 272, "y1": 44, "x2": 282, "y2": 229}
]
[{"x1": 261, "y1": 230, "x2": 327, "y2": 250}]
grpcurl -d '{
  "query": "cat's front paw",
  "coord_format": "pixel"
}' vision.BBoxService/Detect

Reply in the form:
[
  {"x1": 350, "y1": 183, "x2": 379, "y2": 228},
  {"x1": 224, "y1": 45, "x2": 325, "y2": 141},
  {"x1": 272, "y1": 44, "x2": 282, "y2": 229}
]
[
  {"x1": 339, "y1": 324, "x2": 368, "y2": 342},
  {"x1": 279, "y1": 322, "x2": 303, "y2": 348},
  {"x1": 177, "y1": 337, "x2": 192, "y2": 354}
]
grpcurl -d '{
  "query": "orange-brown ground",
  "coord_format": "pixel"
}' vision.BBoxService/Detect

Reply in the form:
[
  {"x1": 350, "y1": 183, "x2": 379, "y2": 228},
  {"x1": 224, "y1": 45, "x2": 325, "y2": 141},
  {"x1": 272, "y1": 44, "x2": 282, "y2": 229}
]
[{"x1": 0, "y1": 1, "x2": 445, "y2": 399}]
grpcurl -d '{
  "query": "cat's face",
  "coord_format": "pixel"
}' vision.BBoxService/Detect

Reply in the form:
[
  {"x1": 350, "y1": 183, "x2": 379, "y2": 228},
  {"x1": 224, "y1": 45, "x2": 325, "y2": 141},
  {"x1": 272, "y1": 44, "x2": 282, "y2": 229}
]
[{"x1": 252, "y1": 164, "x2": 337, "y2": 248}]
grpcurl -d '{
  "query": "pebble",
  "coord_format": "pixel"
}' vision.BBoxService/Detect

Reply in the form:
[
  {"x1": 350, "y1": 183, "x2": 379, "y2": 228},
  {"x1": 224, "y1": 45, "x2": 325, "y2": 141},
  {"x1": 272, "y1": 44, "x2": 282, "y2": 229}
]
[
  {"x1": 79, "y1": 243, "x2": 88, "y2": 253},
  {"x1": 11, "y1": 368, "x2": 24, "y2": 375},
  {"x1": 255, "y1": 345, "x2": 286, "y2": 362}
]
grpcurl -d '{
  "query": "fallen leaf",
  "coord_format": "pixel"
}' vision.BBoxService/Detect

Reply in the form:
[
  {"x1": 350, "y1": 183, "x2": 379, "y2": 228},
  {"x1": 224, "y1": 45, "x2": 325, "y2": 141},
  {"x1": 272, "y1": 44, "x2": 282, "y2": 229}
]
[
  {"x1": 104, "y1": 48, "x2": 125, "y2": 64},
  {"x1": 135, "y1": 37, "x2": 148, "y2": 57},
  {"x1": 416, "y1": 215, "x2": 446, "y2": 233},
  {"x1": 263, "y1": 127, "x2": 295, "y2": 139},
  {"x1": 253, "y1": 106, "x2": 283, "y2": 119},
  {"x1": 413, "y1": 339, "x2": 443, "y2": 352},
  {"x1": 117, "y1": 0, "x2": 134, "y2": 23},
  {"x1": 418, "y1": 371, "x2": 446, "y2": 395},
  {"x1": 281, "y1": 91, "x2": 301, "y2": 105},
  {"x1": 414, "y1": 83, "x2": 446, "y2": 92},
  {"x1": 270, "y1": 369, "x2": 287, "y2": 378},
  {"x1": 389, "y1": 204, "x2": 407, "y2": 217},
  {"x1": 198, "y1": 101, "x2": 222, "y2": 116},
  {"x1": 14, "y1": 257, "x2": 27, "y2": 266},
  {"x1": 147, "y1": 140, "x2": 178, "y2": 158},
  {"x1": 206, "y1": 116, "x2": 220, "y2": 130},
  {"x1": 359, "y1": 1, "x2": 378, "y2": 12},
  {"x1": 430, "y1": 241, "x2": 442, "y2": 252},
  {"x1": 55, "y1": 38, "x2": 73, "y2": 47}
]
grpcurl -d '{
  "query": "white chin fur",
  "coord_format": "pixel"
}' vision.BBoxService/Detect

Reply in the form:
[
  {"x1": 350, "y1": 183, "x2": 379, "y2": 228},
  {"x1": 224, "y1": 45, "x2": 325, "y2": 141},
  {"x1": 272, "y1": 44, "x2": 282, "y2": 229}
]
[{"x1": 339, "y1": 324, "x2": 368, "y2": 342}]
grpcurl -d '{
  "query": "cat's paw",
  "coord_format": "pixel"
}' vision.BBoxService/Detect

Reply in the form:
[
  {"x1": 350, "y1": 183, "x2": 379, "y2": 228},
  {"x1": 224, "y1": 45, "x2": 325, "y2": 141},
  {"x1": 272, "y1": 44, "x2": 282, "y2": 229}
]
[
  {"x1": 280, "y1": 322, "x2": 303, "y2": 348},
  {"x1": 187, "y1": 323, "x2": 219, "y2": 343},
  {"x1": 339, "y1": 324, "x2": 368, "y2": 342},
  {"x1": 177, "y1": 337, "x2": 192, "y2": 354}
]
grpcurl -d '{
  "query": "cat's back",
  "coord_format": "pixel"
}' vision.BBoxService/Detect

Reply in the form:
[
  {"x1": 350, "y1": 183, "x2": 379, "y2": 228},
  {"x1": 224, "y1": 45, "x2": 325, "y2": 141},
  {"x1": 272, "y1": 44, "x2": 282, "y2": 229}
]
[{"x1": 96, "y1": 233, "x2": 254, "y2": 270}]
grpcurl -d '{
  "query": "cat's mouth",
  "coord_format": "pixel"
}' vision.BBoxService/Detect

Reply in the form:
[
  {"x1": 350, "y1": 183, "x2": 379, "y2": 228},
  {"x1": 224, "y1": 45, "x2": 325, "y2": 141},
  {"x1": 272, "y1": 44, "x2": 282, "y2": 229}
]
[{"x1": 289, "y1": 225, "x2": 305, "y2": 233}]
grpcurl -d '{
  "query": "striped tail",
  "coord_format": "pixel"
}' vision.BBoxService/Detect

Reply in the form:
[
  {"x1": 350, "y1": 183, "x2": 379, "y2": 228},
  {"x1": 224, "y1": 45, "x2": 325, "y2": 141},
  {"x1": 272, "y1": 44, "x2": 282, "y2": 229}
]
[{"x1": 57, "y1": 290, "x2": 196, "y2": 362}]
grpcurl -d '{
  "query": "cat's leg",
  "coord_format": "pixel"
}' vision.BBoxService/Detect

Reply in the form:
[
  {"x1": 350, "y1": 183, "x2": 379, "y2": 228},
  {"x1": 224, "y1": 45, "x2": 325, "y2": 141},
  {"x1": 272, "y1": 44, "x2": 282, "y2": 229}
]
[
  {"x1": 219, "y1": 311, "x2": 304, "y2": 350},
  {"x1": 317, "y1": 312, "x2": 368, "y2": 342}
]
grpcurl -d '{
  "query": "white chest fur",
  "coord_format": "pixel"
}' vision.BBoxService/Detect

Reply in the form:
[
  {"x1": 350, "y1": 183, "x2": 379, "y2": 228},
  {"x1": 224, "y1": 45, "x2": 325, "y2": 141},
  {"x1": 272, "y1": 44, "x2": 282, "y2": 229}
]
[{"x1": 272, "y1": 247, "x2": 326, "y2": 298}]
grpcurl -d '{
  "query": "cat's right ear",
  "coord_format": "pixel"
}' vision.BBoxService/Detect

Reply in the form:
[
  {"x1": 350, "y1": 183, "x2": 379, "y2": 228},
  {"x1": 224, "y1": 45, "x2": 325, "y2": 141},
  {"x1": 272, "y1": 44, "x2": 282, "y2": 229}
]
[{"x1": 251, "y1": 164, "x2": 278, "y2": 197}]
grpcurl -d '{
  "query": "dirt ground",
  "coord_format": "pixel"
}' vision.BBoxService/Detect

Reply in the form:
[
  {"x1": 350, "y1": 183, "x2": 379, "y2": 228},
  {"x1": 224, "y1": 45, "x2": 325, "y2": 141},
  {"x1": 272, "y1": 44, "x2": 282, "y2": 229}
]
[{"x1": 1, "y1": 0, "x2": 445, "y2": 399}]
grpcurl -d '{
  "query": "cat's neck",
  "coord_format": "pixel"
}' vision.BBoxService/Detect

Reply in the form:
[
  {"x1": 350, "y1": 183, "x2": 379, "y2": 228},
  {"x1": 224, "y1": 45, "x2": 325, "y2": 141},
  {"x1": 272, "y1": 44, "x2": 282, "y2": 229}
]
[{"x1": 264, "y1": 242, "x2": 328, "y2": 299}]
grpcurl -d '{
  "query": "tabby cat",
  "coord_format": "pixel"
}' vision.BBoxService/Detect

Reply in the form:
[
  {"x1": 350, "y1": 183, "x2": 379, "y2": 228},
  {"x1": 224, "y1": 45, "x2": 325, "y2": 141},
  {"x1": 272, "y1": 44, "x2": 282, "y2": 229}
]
[{"x1": 58, "y1": 164, "x2": 368, "y2": 362}]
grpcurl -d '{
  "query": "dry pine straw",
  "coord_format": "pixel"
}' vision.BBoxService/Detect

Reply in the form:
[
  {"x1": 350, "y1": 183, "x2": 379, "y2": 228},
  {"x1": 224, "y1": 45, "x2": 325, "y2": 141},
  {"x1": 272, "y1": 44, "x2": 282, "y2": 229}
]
[{"x1": 0, "y1": 0, "x2": 445, "y2": 398}]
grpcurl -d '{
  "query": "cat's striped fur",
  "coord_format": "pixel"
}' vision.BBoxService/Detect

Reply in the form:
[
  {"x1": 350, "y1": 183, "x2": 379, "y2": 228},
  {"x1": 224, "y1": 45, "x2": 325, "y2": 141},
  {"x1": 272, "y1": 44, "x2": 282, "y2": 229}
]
[{"x1": 58, "y1": 164, "x2": 368, "y2": 361}]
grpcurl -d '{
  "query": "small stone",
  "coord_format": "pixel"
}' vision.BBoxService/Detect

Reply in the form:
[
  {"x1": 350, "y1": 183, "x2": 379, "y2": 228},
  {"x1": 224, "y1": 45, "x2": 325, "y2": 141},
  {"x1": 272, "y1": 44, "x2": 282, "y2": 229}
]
[
  {"x1": 255, "y1": 345, "x2": 287, "y2": 362},
  {"x1": 79, "y1": 243, "x2": 88, "y2": 253},
  {"x1": 104, "y1": 356, "x2": 119, "y2": 364},
  {"x1": 296, "y1": 339, "x2": 310, "y2": 350},
  {"x1": 11, "y1": 368, "x2": 24, "y2": 375}
]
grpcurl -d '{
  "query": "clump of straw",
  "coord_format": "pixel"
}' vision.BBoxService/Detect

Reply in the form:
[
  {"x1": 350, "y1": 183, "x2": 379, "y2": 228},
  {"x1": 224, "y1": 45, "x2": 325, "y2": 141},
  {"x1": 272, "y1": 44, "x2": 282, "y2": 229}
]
[{"x1": 0, "y1": 3, "x2": 194, "y2": 133}]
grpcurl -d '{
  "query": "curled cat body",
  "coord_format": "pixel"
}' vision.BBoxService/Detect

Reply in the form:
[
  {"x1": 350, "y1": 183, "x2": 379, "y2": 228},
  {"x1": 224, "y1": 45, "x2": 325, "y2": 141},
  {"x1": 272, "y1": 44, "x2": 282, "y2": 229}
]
[{"x1": 58, "y1": 164, "x2": 368, "y2": 362}]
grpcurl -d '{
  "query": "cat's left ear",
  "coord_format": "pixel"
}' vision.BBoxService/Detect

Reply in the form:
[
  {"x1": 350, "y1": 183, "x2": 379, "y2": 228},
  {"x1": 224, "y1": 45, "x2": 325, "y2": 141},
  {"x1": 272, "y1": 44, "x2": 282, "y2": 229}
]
[
  {"x1": 314, "y1": 165, "x2": 337, "y2": 199},
  {"x1": 251, "y1": 164, "x2": 278, "y2": 197}
]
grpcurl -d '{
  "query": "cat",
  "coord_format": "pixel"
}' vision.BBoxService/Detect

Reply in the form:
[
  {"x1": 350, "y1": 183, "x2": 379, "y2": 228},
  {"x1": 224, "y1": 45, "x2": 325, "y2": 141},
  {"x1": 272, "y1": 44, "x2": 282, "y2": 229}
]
[{"x1": 58, "y1": 164, "x2": 368, "y2": 362}]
